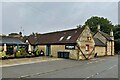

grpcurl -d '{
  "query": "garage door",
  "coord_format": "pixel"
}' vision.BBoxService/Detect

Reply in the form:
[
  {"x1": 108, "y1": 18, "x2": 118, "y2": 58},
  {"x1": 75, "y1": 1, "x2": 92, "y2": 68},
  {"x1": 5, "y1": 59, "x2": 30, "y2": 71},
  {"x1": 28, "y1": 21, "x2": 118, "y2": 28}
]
[{"x1": 58, "y1": 52, "x2": 69, "y2": 59}]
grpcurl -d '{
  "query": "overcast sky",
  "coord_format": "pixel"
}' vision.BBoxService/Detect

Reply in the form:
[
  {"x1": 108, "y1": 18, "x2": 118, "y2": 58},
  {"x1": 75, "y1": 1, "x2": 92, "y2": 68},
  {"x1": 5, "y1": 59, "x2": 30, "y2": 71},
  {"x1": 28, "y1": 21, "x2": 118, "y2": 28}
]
[{"x1": 1, "y1": 2, "x2": 118, "y2": 36}]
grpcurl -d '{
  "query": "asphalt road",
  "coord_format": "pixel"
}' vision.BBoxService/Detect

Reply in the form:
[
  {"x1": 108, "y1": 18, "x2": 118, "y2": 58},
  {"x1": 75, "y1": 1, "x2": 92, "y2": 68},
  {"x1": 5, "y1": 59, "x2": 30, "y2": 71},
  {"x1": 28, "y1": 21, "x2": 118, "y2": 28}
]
[{"x1": 2, "y1": 55, "x2": 118, "y2": 79}]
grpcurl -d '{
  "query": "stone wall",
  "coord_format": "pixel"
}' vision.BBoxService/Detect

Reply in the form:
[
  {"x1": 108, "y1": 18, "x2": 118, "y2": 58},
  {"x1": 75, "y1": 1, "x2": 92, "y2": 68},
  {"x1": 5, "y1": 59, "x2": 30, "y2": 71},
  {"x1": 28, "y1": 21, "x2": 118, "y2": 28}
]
[
  {"x1": 107, "y1": 41, "x2": 112, "y2": 55},
  {"x1": 111, "y1": 41, "x2": 115, "y2": 55},
  {"x1": 77, "y1": 26, "x2": 95, "y2": 59},
  {"x1": 51, "y1": 45, "x2": 65, "y2": 57},
  {"x1": 107, "y1": 41, "x2": 115, "y2": 56},
  {"x1": 38, "y1": 45, "x2": 46, "y2": 55},
  {"x1": 51, "y1": 45, "x2": 78, "y2": 59},
  {"x1": 95, "y1": 46, "x2": 106, "y2": 56},
  {"x1": 38, "y1": 44, "x2": 78, "y2": 60}
]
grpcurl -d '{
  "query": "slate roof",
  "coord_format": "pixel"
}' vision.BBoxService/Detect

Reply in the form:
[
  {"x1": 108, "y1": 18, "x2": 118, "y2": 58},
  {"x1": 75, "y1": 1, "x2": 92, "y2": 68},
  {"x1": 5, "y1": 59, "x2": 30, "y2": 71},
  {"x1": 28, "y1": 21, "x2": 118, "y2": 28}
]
[
  {"x1": 94, "y1": 38, "x2": 106, "y2": 47},
  {"x1": 99, "y1": 31, "x2": 112, "y2": 41},
  {"x1": 0, "y1": 37, "x2": 26, "y2": 45},
  {"x1": 93, "y1": 31, "x2": 112, "y2": 41},
  {"x1": 36, "y1": 27, "x2": 84, "y2": 45},
  {"x1": 22, "y1": 35, "x2": 41, "y2": 45}
]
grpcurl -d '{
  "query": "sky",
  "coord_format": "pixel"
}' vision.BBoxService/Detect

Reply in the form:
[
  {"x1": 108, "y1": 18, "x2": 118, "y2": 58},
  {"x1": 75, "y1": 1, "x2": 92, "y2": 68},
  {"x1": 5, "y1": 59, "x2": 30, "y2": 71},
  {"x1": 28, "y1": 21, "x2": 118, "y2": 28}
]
[{"x1": 1, "y1": 1, "x2": 119, "y2": 36}]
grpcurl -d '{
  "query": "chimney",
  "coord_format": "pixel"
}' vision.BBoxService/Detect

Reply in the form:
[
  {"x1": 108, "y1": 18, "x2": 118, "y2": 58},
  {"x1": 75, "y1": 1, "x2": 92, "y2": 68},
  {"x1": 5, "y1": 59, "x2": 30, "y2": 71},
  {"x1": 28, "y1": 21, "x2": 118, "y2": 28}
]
[
  {"x1": 110, "y1": 29, "x2": 114, "y2": 40},
  {"x1": 110, "y1": 29, "x2": 113, "y2": 37},
  {"x1": 97, "y1": 25, "x2": 100, "y2": 31}
]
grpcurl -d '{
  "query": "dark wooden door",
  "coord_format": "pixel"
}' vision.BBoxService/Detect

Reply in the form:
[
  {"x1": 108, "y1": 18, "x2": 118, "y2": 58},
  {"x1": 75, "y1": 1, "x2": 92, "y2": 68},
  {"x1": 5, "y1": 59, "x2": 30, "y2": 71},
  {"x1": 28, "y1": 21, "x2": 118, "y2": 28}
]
[{"x1": 46, "y1": 45, "x2": 51, "y2": 56}]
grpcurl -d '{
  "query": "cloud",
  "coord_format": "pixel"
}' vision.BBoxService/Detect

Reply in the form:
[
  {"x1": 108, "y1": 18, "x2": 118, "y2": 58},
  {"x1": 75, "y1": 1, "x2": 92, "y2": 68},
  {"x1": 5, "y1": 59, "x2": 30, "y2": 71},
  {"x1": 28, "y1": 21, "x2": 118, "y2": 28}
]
[
  {"x1": 2, "y1": 0, "x2": 119, "y2": 2},
  {"x1": 2, "y1": 2, "x2": 118, "y2": 35}
]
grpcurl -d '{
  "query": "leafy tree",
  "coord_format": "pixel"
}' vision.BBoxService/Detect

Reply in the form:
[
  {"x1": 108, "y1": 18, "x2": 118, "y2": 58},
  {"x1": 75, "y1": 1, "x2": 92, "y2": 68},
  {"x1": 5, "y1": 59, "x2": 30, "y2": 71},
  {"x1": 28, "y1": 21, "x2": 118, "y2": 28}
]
[
  {"x1": 113, "y1": 25, "x2": 120, "y2": 53},
  {"x1": 113, "y1": 25, "x2": 120, "y2": 39},
  {"x1": 115, "y1": 39, "x2": 120, "y2": 53},
  {"x1": 84, "y1": 16, "x2": 114, "y2": 34},
  {"x1": 84, "y1": 16, "x2": 120, "y2": 53}
]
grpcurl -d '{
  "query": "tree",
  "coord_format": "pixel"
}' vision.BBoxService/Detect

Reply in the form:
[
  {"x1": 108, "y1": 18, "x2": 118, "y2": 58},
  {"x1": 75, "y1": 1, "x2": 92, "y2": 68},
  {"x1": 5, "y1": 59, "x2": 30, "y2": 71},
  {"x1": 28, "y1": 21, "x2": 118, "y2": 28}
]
[
  {"x1": 84, "y1": 16, "x2": 120, "y2": 53},
  {"x1": 84, "y1": 16, "x2": 114, "y2": 34},
  {"x1": 113, "y1": 25, "x2": 120, "y2": 53},
  {"x1": 113, "y1": 25, "x2": 120, "y2": 39},
  {"x1": 115, "y1": 39, "x2": 120, "y2": 53}
]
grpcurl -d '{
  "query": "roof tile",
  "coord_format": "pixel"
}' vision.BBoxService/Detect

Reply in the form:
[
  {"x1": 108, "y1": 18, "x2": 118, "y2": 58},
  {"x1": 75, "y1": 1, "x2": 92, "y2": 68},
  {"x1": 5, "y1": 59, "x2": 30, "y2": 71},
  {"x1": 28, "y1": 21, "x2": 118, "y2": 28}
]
[{"x1": 36, "y1": 27, "x2": 84, "y2": 45}]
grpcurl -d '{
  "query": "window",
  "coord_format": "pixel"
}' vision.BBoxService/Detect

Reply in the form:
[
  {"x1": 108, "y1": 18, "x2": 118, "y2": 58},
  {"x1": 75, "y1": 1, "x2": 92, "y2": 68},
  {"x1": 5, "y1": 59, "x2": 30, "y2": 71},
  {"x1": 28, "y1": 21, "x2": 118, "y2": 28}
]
[
  {"x1": 87, "y1": 36, "x2": 91, "y2": 40},
  {"x1": 59, "y1": 36, "x2": 64, "y2": 41},
  {"x1": 86, "y1": 44, "x2": 90, "y2": 52},
  {"x1": 67, "y1": 36, "x2": 71, "y2": 40}
]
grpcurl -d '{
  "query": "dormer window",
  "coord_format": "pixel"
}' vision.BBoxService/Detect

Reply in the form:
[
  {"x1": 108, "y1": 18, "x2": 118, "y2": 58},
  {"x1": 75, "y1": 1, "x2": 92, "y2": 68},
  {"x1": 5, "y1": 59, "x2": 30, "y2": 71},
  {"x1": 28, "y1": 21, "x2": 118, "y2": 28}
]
[
  {"x1": 59, "y1": 36, "x2": 64, "y2": 41},
  {"x1": 67, "y1": 36, "x2": 71, "y2": 40},
  {"x1": 26, "y1": 40, "x2": 29, "y2": 43}
]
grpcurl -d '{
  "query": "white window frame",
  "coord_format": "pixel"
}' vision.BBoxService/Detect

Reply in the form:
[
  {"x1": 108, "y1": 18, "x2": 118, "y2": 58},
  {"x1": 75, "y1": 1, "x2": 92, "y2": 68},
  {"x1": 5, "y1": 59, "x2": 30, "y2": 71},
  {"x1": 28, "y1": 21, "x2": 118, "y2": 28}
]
[
  {"x1": 59, "y1": 36, "x2": 64, "y2": 41},
  {"x1": 67, "y1": 36, "x2": 71, "y2": 40}
]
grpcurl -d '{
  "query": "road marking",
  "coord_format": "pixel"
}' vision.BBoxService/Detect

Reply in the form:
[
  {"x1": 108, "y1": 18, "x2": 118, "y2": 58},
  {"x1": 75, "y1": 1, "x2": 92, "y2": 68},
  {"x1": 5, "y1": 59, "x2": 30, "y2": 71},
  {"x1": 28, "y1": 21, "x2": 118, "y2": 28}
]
[
  {"x1": 91, "y1": 75, "x2": 94, "y2": 77},
  {"x1": 87, "y1": 76, "x2": 90, "y2": 78},
  {"x1": 19, "y1": 75, "x2": 30, "y2": 78},
  {"x1": 96, "y1": 72, "x2": 99, "y2": 75},
  {"x1": 86, "y1": 64, "x2": 117, "y2": 79},
  {"x1": 36, "y1": 73, "x2": 40, "y2": 75},
  {"x1": 108, "y1": 65, "x2": 117, "y2": 70},
  {"x1": 87, "y1": 58, "x2": 104, "y2": 65}
]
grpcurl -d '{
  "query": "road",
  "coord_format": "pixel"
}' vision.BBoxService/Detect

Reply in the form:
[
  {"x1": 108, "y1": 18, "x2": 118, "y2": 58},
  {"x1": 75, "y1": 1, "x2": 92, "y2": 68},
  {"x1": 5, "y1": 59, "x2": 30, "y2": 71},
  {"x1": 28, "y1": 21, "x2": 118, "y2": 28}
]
[{"x1": 2, "y1": 55, "x2": 118, "y2": 79}]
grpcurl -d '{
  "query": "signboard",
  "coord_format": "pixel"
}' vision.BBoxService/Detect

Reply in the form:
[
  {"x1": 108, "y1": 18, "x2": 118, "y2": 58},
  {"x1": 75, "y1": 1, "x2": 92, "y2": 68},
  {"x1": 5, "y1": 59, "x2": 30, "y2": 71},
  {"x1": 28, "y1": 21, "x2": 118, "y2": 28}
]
[{"x1": 65, "y1": 45, "x2": 75, "y2": 49}]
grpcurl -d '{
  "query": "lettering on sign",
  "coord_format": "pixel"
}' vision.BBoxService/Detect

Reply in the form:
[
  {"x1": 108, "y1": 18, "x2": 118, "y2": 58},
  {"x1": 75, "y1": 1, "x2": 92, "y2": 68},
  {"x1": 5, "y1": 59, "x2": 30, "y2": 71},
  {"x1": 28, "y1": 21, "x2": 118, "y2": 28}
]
[{"x1": 65, "y1": 45, "x2": 75, "y2": 49}]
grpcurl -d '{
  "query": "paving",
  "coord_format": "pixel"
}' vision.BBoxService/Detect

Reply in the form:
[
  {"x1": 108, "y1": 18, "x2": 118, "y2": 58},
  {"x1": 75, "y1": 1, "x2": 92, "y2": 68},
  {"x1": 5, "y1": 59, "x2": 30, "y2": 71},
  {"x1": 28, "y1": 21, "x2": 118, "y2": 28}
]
[
  {"x1": 1, "y1": 55, "x2": 119, "y2": 79},
  {"x1": 1, "y1": 56, "x2": 62, "y2": 67}
]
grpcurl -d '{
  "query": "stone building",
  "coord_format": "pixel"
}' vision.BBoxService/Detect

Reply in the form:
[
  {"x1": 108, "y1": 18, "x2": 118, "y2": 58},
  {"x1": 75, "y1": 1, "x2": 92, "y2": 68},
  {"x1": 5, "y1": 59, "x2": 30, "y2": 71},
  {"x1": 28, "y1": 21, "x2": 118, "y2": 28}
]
[
  {"x1": 0, "y1": 25, "x2": 115, "y2": 59},
  {"x1": 36, "y1": 26, "x2": 95, "y2": 60},
  {"x1": 93, "y1": 25, "x2": 115, "y2": 56}
]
